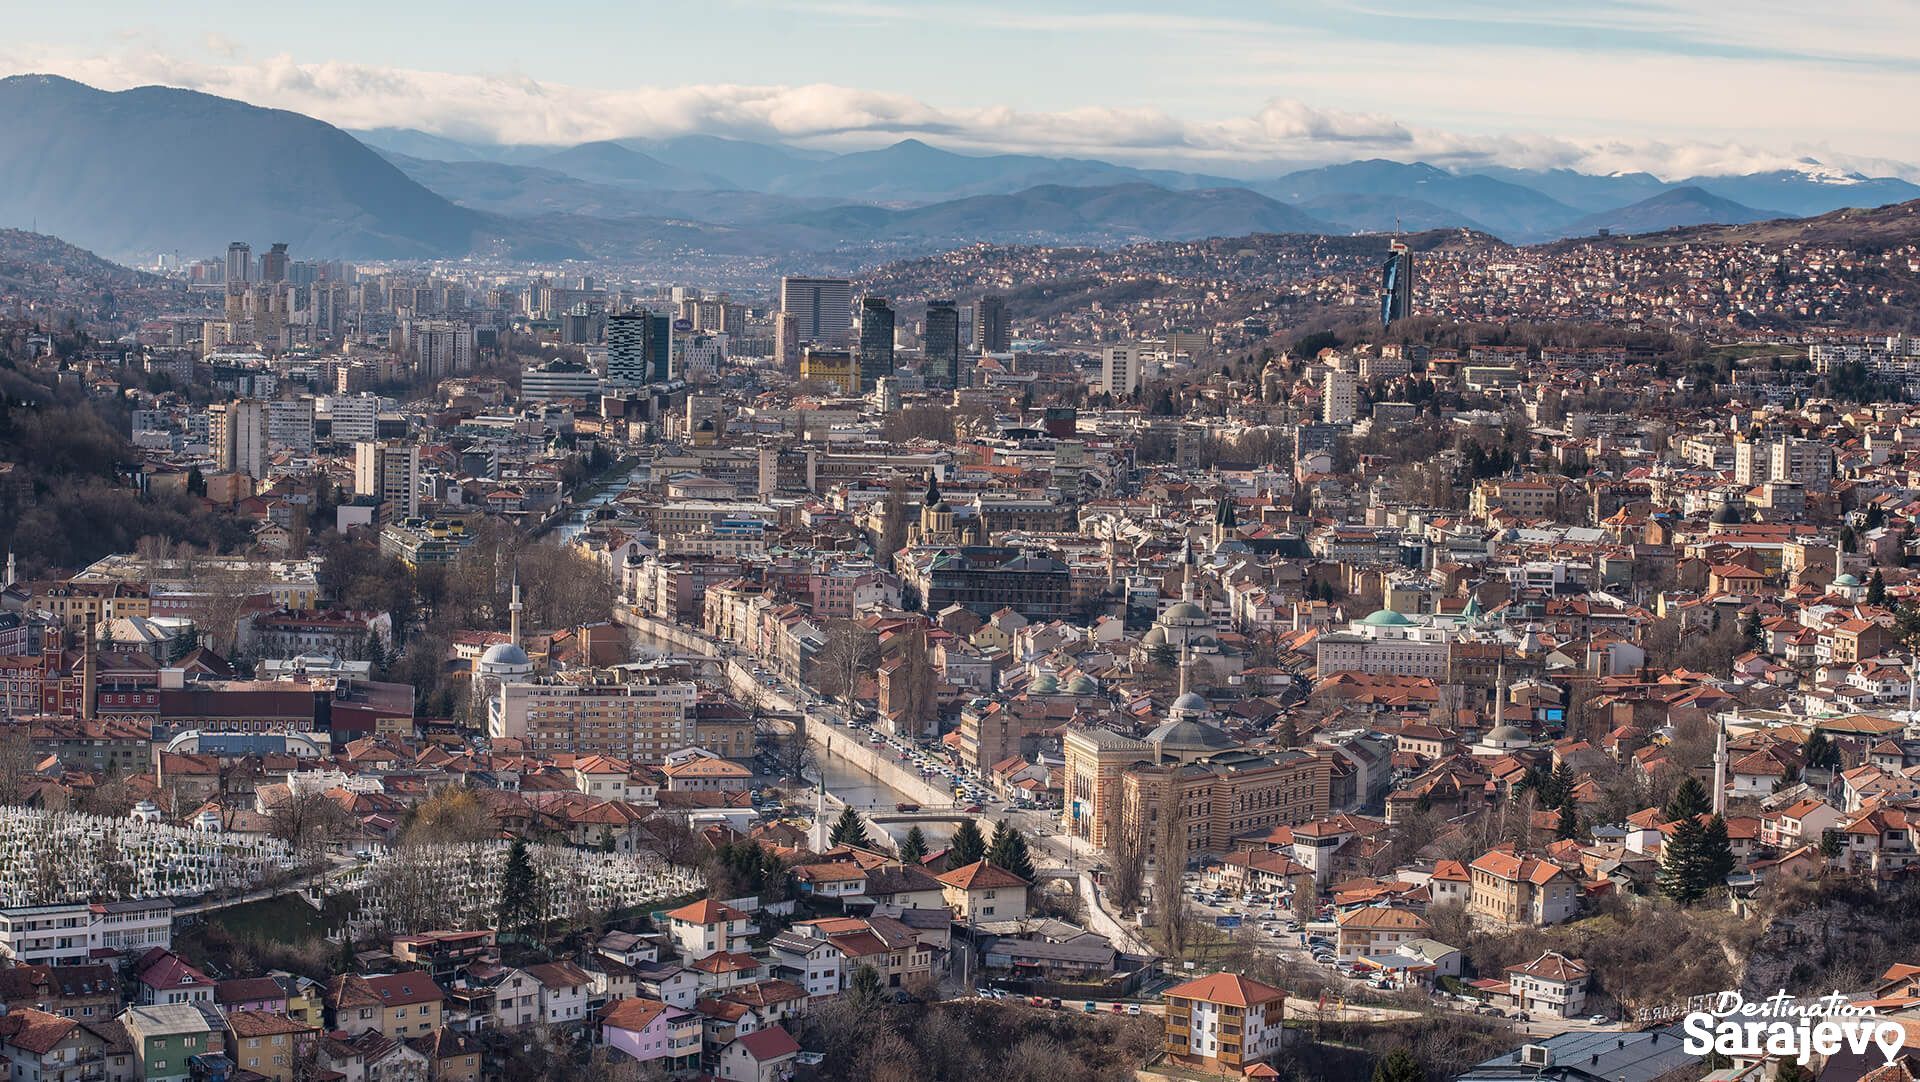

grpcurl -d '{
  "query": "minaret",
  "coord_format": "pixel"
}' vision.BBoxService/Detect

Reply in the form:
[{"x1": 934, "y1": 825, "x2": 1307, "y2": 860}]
[
  {"x1": 813, "y1": 775, "x2": 828, "y2": 853},
  {"x1": 1492, "y1": 659, "x2": 1506, "y2": 731},
  {"x1": 1178, "y1": 643, "x2": 1190, "y2": 699},
  {"x1": 508, "y1": 572, "x2": 523, "y2": 649},
  {"x1": 1712, "y1": 718, "x2": 1729, "y2": 815},
  {"x1": 3, "y1": 551, "x2": 14, "y2": 591},
  {"x1": 1180, "y1": 537, "x2": 1195, "y2": 602}
]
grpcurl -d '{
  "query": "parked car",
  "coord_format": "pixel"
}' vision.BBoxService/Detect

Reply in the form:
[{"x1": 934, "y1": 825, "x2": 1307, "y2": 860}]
[{"x1": 1588, "y1": 1015, "x2": 1610, "y2": 1026}]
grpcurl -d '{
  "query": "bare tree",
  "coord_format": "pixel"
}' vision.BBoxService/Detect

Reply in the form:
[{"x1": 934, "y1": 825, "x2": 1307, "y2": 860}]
[
  {"x1": 1148, "y1": 793, "x2": 1198, "y2": 958},
  {"x1": 1108, "y1": 822, "x2": 1147, "y2": 912},
  {"x1": 816, "y1": 620, "x2": 880, "y2": 718},
  {"x1": 0, "y1": 726, "x2": 40, "y2": 807},
  {"x1": 269, "y1": 789, "x2": 360, "y2": 863},
  {"x1": 756, "y1": 715, "x2": 816, "y2": 782},
  {"x1": 891, "y1": 627, "x2": 939, "y2": 738},
  {"x1": 182, "y1": 558, "x2": 265, "y2": 659},
  {"x1": 402, "y1": 786, "x2": 500, "y2": 847}
]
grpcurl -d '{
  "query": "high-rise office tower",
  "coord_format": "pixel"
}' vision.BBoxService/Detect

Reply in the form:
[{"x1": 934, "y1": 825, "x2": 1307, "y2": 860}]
[
  {"x1": 209, "y1": 399, "x2": 269, "y2": 479},
  {"x1": 225, "y1": 242, "x2": 253, "y2": 285},
  {"x1": 259, "y1": 243, "x2": 289, "y2": 284},
  {"x1": 974, "y1": 294, "x2": 1011, "y2": 354},
  {"x1": 924, "y1": 300, "x2": 961, "y2": 388},
  {"x1": 607, "y1": 309, "x2": 674, "y2": 386},
  {"x1": 355, "y1": 441, "x2": 421, "y2": 519},
  {"x1": 1381, "y1": 243, "x2": 1415, "y2": 326},
  {"x1": 779, "y1": 276, "x2": 853, "y2": 348},
  {"x1": 857, "y1": 296, "x2": 895, "y2": 392}
]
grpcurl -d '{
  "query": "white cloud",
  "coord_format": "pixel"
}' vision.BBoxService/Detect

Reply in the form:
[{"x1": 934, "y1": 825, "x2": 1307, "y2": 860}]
[{"x1": 1, "y1": 46, "x2": 1914, "y2": 181}]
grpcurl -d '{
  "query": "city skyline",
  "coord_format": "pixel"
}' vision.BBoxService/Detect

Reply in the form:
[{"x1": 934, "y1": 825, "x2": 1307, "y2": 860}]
[{"x1": 5, "y1": 1, "x2": 1920, "y2": 179}]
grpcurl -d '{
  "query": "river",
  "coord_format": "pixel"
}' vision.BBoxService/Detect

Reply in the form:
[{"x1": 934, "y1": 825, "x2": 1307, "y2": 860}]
[{"x1": 805, "y1": 751, "x2": 957, "y2": 849}]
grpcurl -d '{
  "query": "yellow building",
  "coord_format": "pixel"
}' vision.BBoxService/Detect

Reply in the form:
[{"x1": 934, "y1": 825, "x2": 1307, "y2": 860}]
[
  {"x1": 799, "y1": 348, "x2": 857, "y2": 394},
  {"x1": 1062, "y1": 726, "x2": 1148, "y2": 849}
]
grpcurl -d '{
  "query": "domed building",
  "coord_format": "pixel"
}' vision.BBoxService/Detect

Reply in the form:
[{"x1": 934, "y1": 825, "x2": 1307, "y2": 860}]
[
  {"x1": 1132, "y1": 558, "x2": 1242, "y2": 680},
  {"x1": 474, "y1": 576, "x2": 535, "y2": 711},
  {"x1": 1313, "y1": 608, "x2": 1452, "y2": 680},
  {"x1": 1146, "y1": 690, "x2": 1236, "y2": 765},
  {"x1": 1830, "y1": 572, "x2": 1865, "y2": 602},
  {"x1": 1473, "y1": 722, "x2": 1532, "y2": 757}
]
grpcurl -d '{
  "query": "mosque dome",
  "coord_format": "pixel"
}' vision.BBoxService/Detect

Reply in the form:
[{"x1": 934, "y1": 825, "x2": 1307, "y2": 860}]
[
  {"x1": 1163, "y1": 601, "x2": 1209, "y2": 622},
  {"x1": 1482, "y1": 723, "x2": 1530, "y2": 747},
  {"x1": 1147, "y1": 717, "x2": 1236, "y2": 756},
  {"x1": 480, "y1": 642, "x2": 532, "y2": 668},
  {"x1": 1360, "y1": 609, "x2": 1415, "y2": 627}
]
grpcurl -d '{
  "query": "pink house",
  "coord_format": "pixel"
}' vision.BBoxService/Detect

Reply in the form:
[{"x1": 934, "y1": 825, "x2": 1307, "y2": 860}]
[
  {"x1": 215, "y1": 977, "x2": 289, "y2": 1015},
  {"x1": 600, "y1": 997, "x2": 701, "y2": 1072}
]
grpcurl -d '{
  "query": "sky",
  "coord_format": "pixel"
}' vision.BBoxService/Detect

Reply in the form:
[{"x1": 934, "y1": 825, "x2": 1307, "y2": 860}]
[{"x1": 4, "y1": 1, "x2": 1920, "y2": 178}]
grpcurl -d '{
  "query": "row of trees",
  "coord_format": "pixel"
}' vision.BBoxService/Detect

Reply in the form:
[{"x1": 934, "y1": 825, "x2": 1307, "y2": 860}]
[{"x1": 828, "y1": 810, "x2": 1038, "y2": 882}]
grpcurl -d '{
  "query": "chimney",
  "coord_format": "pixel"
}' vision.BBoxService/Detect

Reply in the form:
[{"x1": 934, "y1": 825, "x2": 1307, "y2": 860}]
[{"x1": 81, "y1": 613, "x2": 98, "y2": 721}]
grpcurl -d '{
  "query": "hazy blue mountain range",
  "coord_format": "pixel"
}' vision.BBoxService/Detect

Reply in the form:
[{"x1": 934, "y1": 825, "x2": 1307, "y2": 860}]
[
  {"x1": 0, "y1": 75, "x2": 491, "y2": 259},
  {"x1": 1563, "y1": 186, "x2": 1783, "y2": 236},
  {"x1": 3, "y1": 74, "x2": 1919, "y2": 264}
]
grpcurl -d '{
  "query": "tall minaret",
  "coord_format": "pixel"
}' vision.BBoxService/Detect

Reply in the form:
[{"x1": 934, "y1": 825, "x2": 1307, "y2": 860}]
[
  {"x1": 3, "y1": 550, "x2": 14, "y2": 591},
  {"x1": 1180, "y1": 537, "x2": 1195, "y2": 602},
  {"x1": 1492, "y1": 658, "x2": 1506, "y2": 734},
  {"x1": 1712, "y1": 717, "x2": 1729, "y2": 815},
  {"x1": 508, "y1": 571, "x2": 523, "y2": 649}
]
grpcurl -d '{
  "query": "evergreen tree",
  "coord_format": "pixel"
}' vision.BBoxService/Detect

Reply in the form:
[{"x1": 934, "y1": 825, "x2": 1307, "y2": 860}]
[
  {"x1": 1555, "y1": 804, "x2": 1579, "y2": 841},
  {"x1": 949, "y1": 819, "x2": 988, "y2": 866},
  {"x1": 1512, "y1": 765, "x2": 1547, "y2": 805},
  {"x1": 1868, "y1": 570, "x2": 1888, "y2": 606},
  {"x1": 848, "y1": 964, "x2": 887, "y2": 1010},
  {"x1": 1657, "y1": 814, "x2": 1708, "y2": 904},
  {"x1": 1803, "y1": 732, "x2": 1842, "y2": 772},
  {"x1": 496, "y1": 836, "x2": 540, "y2": 938},
  {"x1": 1548, "y1": 761, "x2": 1577, "y2": 808},
  {"x1": 1700, "y1": 815, "x2": 1736, "y2": 888},
  {"x1": 1372, "y1": 1049, "x2": 1422, "y2": 1082},
  {"x1": 1665, "y1": 776, "x2": 1710, "y2": 822},
  {"x1": 987, "y1": 823, "x2": 1037, "y2": 882},
  {"x1": 828, "y1": 806, "x2": 871, "y2": 849},
  {"x1": 897, "y1": 826, "x2": 928, "y2": 865}
]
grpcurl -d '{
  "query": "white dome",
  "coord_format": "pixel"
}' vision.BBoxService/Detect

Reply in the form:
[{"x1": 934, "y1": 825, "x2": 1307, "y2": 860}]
[{"x1": 480, "y1": 642, "x2": 531, "y2": 667}]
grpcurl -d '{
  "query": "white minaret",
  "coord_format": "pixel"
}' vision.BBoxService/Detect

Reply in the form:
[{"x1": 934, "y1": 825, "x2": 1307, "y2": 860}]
[
  {"x1": 1493, "y1": 659, "x2": 1506, "y2": 730},
  {"x1": 812, "y1": 775, "x2": 828, "y2": 852},
  {"x1": 3, "y1": 551, "x2": 13, "y2": 591},
  {"x1": 508, "y1": 571, "x2": 523, "y2": 649},
  {"x1": 1712, "y1": 717, "x2": 1729, "y2": 815}
]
